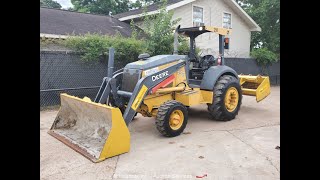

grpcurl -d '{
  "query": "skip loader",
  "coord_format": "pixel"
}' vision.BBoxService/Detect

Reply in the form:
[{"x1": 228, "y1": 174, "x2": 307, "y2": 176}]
[{"x1": 48, "y1": 25, "x2": 271, "y2": 162}]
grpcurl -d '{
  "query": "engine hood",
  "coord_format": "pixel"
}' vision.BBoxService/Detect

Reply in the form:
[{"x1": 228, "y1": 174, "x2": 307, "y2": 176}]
[{"x1": 124, "y1": 55, "x2": 187, "y2": 70}]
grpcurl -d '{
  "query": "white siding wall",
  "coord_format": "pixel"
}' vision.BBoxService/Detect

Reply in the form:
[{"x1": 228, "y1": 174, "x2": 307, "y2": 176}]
[
  {"x1": 132, "y1": 0, "x2": 252, "y2": 58},
  {"x1": 172, "y1": 0, "x2": 252, "y2": 58}
]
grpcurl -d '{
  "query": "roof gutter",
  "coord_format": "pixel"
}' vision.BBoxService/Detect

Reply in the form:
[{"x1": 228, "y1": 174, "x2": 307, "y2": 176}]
[
  {"x1": 118, "y1": 0, "x2": 196, "y2": 21},
  {"x1": 40, "y1": 33, "x2": 69, "y2": 39}
]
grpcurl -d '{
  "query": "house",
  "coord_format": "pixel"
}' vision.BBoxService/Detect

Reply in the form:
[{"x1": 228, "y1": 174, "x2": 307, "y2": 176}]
[
  {"x1": 40, "y1": 7, "x2": 138, "y2": 41},
  {"x1": 114, "y1": 0, "x2": 261, "y2": 58}
]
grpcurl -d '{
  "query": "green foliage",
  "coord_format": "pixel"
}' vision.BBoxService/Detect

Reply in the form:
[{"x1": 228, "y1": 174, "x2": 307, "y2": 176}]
[
  {"x1": 40, "y1": 0, "x2": 62, "y2": 9},
  {"x1": 176, "y1": 36, "x2": 202, "y2": 55},
  {"x1": 141, "y1": 0, "x2": 181, "y2": 55},
  {"x1": 177, "y1": 37, "x2": 189, "y2": 55},
  {"x1": 130, "y1": 0, "x2": 162, "y2": 9},
  {"x1": 65, "y1": 33, "x2": 147, "y2": 64},
  {"x1": 70, "y1": 0, "x2": 163, "y2": 13},
  {"x1": 51, "y1": 0, "x2": 197, "y2": 63},
  {"x1": 71, "y1": 0, "x2": 131, "y2": 15},
  {"x1": 141, "y1": 0, "x2": 162, "y2": 6},
  {"x1": 251, "y1": 48, "x2": 278, "y2": 67},
  {"x1": 40, "y1": 37, "x2": 65, "y2": 47},
  {"x1": 236, "y1": 0, "x2": 280, "y2": 56},
  {"x1": 131, "y1": 0, "x2": 143, "y2": 9},
  {"x1": 130, "y1": 20, "x2": 139, "y2": 39}
]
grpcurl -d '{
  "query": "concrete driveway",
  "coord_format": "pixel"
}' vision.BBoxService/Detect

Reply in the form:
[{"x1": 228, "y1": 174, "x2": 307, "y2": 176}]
[{"x1": 40, "y1": 86, "x2": 280, "y2": 180}]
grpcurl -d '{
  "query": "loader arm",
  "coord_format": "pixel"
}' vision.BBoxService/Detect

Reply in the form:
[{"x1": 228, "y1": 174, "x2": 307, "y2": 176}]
[
  {"x1": 122, "y1": 61, "x2": 186, "y2": 125},
  {"x1": 47, "y1": 60, "x2": 190, "y2": 163}
]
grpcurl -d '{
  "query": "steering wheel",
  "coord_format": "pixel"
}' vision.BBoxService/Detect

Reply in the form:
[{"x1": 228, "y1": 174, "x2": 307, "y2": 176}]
[{"x1": 199, "y1": 55, "x2": 215, "y2": 68}]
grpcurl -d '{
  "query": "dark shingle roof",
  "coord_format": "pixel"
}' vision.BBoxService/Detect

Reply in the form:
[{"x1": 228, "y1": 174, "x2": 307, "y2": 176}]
[
  {"x1": 40, "y1": 7, "x2": 136, "y2": 37},
  {"x1": 114, "y1": 0, "x2": 184, "y2": 19}
]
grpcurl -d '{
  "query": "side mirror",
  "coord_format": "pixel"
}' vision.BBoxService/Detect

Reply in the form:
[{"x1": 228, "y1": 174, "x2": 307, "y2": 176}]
[{"x1": 224, "y1": 37, "x2": 230, "y2": 49}]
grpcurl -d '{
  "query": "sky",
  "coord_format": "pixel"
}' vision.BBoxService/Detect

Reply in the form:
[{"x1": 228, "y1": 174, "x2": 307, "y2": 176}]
[{"x1": 55, "y1": 0, "x2": 73, "y2": 9}]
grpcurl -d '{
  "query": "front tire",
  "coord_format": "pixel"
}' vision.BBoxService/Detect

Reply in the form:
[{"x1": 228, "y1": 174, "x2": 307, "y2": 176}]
[
  {"x1": 208, "y1": 75, "x2": 242, "y2": 121},
  {"x1": 156, "y1": 100, "x2": 188, "y2": 137}
]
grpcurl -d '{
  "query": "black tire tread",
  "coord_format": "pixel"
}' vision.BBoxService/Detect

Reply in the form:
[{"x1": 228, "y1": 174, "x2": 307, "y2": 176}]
[
  {"x1": 156, "y1": 100, "x2": 187, "y2": 137},
  {"x1": 208, "y1": 75, "x2": 242, "y2": 121}
]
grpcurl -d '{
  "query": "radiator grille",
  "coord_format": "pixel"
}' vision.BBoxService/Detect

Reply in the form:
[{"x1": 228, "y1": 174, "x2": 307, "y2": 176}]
[{"x1": 121, "y1": 69, "x2": 141, "y2": 92}]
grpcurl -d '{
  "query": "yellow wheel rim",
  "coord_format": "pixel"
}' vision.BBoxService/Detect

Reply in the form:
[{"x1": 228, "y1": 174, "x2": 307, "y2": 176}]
[
  {"x1": 169, "y1": 110, "x2": 184, "y2": 130},
  {"x1": 224, "y1": 87, "x2": 239, "y2": 112}
]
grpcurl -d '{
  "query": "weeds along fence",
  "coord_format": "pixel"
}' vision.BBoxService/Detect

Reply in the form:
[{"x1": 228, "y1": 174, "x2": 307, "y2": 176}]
[{"x1": 40, "y1": 50, "x2": 280, "y2": 107}]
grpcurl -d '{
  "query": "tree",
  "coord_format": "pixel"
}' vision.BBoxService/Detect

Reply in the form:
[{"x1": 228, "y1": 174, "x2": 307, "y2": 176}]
[
  {"x1": 143, "y1": 0, "x2": 162, "y2": 5},
  {"x1": 130, "y1": 0, "x2": 161, "y2": 9},
  {"x1": 236, "y1": 0, "x2": 280, "y2": 57},
  {"x1": 67, "y1": 7, "x2": 74, "y2": 11},
  {"x1": 40, "y1": 0, "x2": 62, "y2": 9},
  {"x1": 71, "y1": 0, "x2": 131, "y2": 15},
  {"x1": 140, "y1": 0, "x2": 188, "y2": 55},
  {"x1": 70, "y1": 0, "x2": 164, "y2": 14},
  {"x1": 130, "y1": 0, "x2": 143, "y2": 9}
]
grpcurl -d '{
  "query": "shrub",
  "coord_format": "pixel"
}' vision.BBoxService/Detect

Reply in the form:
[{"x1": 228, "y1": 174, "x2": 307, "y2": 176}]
[
  {"x1": 251, "y1": 48, "x2": 278, "y2": 66},
  {"x1": 251, "y1": 48, "x2": 278, "y2": 75},
  {"x1": 61, "y1": 0, "x2": 194, "y2": 63},
  {"x1": 64, "y1": 33, "x2": 147, "y2": 64}
]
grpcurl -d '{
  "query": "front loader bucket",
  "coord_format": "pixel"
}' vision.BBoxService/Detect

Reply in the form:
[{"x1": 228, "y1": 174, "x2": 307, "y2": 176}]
[
  {"x1": 239, "y1": 75, "x2": 271, "y2": 102},
  {"x1": 48, "y1": 93, "x2": 130, "y2": 163}
]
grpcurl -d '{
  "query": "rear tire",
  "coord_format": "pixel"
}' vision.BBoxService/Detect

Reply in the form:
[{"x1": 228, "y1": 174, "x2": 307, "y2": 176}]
[
  {"x1": 156, "y1": 100, "x2": 188, "y2": 137},
  {"x1": 208, "y1": 75, "x2": 242, "y2": 121}
]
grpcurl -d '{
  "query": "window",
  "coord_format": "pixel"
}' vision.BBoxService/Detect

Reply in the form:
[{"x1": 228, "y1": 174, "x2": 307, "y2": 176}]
[
  {"x1": 193, "y1": 6, "x2": 203, "y2": 24},
  {"x1": 223, "y1": 12, "x2": 232, "y2": 29}
]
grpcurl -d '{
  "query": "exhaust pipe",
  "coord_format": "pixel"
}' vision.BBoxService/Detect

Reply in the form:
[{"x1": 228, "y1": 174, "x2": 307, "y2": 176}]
[
  {"x1": 173, "y1": 25, "x2": 180, "y2": 55},
  {"x1": 107, "y1": 47, "x2": 115, "y2": 78}
]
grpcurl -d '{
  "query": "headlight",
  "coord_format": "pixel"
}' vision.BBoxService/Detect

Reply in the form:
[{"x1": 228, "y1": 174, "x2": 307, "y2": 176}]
[{"x1": 199, "y1": 26, "x2": 203, "y2": 31}]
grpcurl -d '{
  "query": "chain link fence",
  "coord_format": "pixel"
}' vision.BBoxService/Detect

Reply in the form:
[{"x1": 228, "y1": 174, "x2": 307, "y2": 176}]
[
  {"x1": 40, "y1": 50, "x2": 280, "y2": 108},
  {"x1": 40, "y1": 50, "x2": 125, "y2": 107}
]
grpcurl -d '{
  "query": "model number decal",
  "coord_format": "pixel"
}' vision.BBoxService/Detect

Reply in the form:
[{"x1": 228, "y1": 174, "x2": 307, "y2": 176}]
[
  {"x1": 152, "y1": 71, "x2": 169, "y2": 81},
  {"x1": 144, "y1": 67, "x2": 159, "y2": 76}
]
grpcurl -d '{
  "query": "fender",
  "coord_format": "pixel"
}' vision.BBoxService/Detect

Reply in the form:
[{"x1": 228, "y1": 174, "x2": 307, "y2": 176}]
[{"x1": 200, "y1": 65, "x2": 238, "y2": 90}]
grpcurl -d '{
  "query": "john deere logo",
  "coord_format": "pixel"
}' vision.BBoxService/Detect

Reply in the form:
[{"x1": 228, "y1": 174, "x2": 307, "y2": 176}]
[{"x1": 152, "y1": 71, "x2": 169, "y2": 81}]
